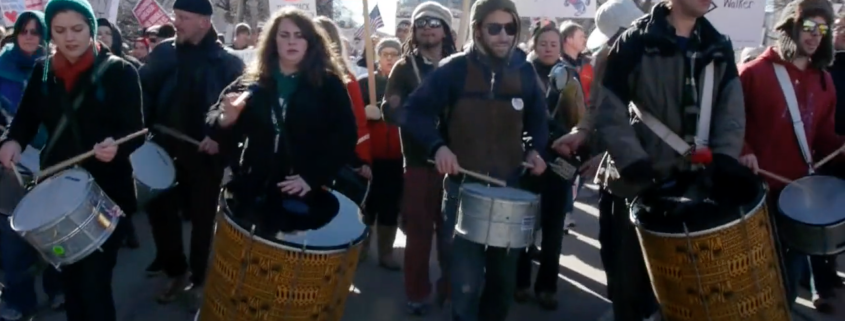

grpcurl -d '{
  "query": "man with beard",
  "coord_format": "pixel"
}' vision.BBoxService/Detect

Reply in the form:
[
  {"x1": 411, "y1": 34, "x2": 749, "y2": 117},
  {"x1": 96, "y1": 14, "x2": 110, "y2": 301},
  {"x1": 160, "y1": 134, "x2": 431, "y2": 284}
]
[
  {"x1": 139, "y1": 0, "x2": 244, "y2": 309},
  {"x1": 396, "y1": 20, "x2": 411, "y2": 42},
  {"x1": 740, "y1": 0, "x2": 843, "y2": 312},
  {"x1": 381, "y1": 1, "x2": 457, "y2": 315},
  {"x1": 591, "y1": 0, "x2": 745, "y2": 319},
  {"x1": 401, "y1": 1, "x2": 548, "y2": 320}
]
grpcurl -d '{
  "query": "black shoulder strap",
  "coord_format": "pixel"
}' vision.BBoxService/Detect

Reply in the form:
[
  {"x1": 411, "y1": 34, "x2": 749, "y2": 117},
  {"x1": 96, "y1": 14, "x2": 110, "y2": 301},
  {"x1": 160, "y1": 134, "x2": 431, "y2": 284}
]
[{"x1": 41, "y1": 55, "x2": 121, "y2": 164}]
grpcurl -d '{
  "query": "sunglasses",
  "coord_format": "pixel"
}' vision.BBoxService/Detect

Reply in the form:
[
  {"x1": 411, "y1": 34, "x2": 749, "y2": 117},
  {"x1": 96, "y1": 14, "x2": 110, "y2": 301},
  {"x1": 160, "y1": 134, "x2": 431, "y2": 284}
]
[
  {"x1": 414, "y1": 18, "x2": 442, "y2": 29},
  {"x1": 19, "y1": 28, "x2": 39, "y2": 36},
  {"x1": 484, "y1": 22, "x2": 518, "y2": 36},
  {"x1": 802, "y1": 19, "x2": 829, "y2": 36}
]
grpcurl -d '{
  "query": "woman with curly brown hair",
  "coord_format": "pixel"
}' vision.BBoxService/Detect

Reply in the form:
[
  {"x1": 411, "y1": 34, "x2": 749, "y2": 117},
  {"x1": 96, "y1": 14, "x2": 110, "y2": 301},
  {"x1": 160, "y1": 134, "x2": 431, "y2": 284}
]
[{"x1": 206, "y1": 7, "x2": 357, "y2": 218}]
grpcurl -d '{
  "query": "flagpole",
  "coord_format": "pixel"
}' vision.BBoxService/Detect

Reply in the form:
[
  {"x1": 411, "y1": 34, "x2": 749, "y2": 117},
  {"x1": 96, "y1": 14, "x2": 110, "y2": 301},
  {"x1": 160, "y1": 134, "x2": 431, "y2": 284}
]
[
  {"x1": 457, "y1": 0, "x2": 472, "y2": 49},
  {"x1": 362, "y1": 0, "x2": 378, "y2": 109}
]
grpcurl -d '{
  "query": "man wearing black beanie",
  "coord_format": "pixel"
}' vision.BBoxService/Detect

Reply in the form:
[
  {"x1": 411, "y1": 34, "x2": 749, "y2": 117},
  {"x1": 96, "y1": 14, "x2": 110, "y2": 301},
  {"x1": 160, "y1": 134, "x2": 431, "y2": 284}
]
[{"x1": 138, "y1": 0, "x2": 244, "y2": 310}]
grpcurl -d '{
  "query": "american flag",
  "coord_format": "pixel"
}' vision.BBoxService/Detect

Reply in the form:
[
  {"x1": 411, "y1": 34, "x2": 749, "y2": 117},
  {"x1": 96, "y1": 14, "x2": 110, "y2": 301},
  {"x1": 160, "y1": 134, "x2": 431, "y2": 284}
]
[{"x1": 354, "y1": 5, "x2": 385, "y2": 40}]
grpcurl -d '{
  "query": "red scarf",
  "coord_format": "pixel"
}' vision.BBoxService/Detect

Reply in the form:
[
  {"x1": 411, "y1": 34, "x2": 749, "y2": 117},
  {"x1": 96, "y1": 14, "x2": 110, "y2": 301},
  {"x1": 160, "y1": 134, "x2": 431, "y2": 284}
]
[{"x1": 52, "y1": 43, "x2": 98, "y2": 92}]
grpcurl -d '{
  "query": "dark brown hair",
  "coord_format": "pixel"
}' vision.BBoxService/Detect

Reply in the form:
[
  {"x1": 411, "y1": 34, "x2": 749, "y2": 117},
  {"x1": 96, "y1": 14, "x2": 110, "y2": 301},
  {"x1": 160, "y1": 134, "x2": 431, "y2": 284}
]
[
  {"x1": 312, "y1": 16, "x2": 354, "y2": 75},
  {"x1": 245, "y1": 7, "x2": 349, "y2": 87}
]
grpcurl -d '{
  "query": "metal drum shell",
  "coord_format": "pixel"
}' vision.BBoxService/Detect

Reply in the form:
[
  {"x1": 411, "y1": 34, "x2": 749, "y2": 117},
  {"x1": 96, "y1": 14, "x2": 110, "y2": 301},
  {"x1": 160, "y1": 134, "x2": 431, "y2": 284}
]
[
  {"x1": 455, "y1": 184, "x2": 540, "y2": 249},
  {"x1": 777, "y1": 175, "x2": 845, "y2": 256},
  {"x1": 631, "y1": 196, "x2": 791, "y2": 321},
  {"x1": 130, "y1": 142, "x2": 176, "y2": 207},
  {"x1": 10, "y1": 169, "x2": 121, "y2": 268},
  {"x1": 200, "y1": 191, "x2": 366, "y2": 321}
]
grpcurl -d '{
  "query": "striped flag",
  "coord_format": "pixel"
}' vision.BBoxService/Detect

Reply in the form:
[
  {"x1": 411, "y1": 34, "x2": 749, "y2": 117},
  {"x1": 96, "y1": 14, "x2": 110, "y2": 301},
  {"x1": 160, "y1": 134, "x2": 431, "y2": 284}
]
[{"x1": 354, "y1": 4, "x2": 385, "y2": 39}]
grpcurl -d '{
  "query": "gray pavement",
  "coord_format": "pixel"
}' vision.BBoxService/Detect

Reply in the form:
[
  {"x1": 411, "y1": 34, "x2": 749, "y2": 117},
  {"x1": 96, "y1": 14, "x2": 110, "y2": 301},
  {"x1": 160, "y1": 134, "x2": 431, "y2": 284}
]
[{"x1": 8, "y1": 187, "x2": 845, "y2": 320}]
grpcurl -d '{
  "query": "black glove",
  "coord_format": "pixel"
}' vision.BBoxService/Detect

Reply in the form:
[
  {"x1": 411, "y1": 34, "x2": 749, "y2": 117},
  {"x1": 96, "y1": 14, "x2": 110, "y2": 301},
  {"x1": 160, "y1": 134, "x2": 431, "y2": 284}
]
[{"x1": 620, "y1": 159, "x2": 656, "y2": 184}]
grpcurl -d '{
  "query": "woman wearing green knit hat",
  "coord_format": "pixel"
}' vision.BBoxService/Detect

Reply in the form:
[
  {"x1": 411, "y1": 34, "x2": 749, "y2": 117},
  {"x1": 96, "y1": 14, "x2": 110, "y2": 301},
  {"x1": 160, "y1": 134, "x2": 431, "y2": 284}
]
[{"x1": 0, "y1": 0, "x2": 146, "y2": 320}]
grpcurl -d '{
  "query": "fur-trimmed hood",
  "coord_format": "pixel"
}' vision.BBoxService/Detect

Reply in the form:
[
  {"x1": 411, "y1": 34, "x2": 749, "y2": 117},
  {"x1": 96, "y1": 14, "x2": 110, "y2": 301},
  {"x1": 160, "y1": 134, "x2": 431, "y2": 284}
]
[{"x1": 774, "y1": 0, "x2": 835, "y2": 69}]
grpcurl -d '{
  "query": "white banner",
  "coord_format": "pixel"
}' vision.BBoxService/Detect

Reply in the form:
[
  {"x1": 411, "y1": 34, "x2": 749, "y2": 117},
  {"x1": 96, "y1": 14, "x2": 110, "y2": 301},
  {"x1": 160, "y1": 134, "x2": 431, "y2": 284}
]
[
  {"x1": 232, "y1": 48, "x2": 258, "y2": 64},
  {"x1": 705, "y1": 0, "x2": 767, "y2": 49},
  {"x1": 515, "y1": 0, "x2": 597, "y2": 19},
  {"x1": 268, "y1": 0, "x2": 316, "y2": 17}
]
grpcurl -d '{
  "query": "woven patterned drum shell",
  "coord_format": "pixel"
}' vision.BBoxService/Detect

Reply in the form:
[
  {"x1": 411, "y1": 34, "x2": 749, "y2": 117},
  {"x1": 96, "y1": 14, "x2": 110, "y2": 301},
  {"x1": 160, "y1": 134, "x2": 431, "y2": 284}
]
[
  {"x1": 199, "y1": 214, "x2": 362, "y2": 321},
  {"x1": 636, "y1": 203, "x2": 791, "y2": 321}
]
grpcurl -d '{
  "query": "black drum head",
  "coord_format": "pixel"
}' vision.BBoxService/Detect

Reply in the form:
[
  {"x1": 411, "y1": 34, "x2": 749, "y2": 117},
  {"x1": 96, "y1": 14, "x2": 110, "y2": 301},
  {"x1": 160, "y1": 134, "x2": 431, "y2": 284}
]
[{"x1": 225, "y1": 188, "x2": 340, "y2": 237}]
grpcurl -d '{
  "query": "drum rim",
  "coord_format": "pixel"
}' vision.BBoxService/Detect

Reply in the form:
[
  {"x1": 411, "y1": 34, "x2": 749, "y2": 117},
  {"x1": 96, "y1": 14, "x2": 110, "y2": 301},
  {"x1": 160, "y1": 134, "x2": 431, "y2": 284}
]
[
  {"x1": 131, "y1": 142, "x2": 176, "y2": 187},
  {"x1": 631, "y1": 190, "x2": 767, "y2": 238},
  {"x1": 219, "y1": 193, "x2": 367, "y2": 253},
  {"x1": 777, "y1": 175, "x2": 845, "y2": 226},
  {"x1": 459, "y1": 183, "x2": 539, "y2": 203},
  {"x1": 10, "y1": 168, "x2": 93, "y2": 232}
]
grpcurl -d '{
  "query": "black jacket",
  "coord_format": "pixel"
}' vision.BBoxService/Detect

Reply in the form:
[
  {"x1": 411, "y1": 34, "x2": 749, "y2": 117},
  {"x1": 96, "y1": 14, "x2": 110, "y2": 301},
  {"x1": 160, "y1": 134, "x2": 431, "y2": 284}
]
[
  {"x1": 207, "y1": 73, "x2": 357, "y2": 198},
  {"x1": 0, "y1": 52, "x2": 145, "y2": 214}
]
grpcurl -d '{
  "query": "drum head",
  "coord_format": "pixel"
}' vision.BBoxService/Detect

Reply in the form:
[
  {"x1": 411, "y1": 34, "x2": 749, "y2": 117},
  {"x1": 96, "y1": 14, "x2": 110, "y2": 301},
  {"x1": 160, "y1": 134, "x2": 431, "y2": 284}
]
[
  {"x1": 11, "y1": 169, "x2": 91, "y2": 231},
  {"x1": 461, "y1": 183, "x2": 538, "y2": 202},
  {"x1": 17, "y1": 146, "x2": 41, "y2": 176},
  {"x1": 779, "y1": 175, "x2": 845, "y2": 226},
  {"x1": 130, "y1": 142, "x2": 175, "y2": 188}
]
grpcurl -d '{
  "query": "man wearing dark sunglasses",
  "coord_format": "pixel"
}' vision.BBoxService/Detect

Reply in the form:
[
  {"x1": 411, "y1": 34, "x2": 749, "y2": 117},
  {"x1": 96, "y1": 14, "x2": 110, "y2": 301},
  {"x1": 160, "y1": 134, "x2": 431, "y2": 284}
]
[
  {"x1": 400, "y1": 0, "x2": 548, "y2": 320},
  {"x1": 740, "y1": 0, "x2": 842, "y2": 314}
]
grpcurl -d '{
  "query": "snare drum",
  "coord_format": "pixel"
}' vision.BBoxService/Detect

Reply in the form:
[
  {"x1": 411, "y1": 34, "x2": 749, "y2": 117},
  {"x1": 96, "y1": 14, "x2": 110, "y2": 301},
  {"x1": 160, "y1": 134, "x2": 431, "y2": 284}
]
[
  {"x1": 199, "y1": 191, "x2": 366, "y2": 321},
  {"x1": 455, "y1": 183, "x2": 540, "y2": 249},
  {"x1": 777, "y1": 175, "x2": 845, "y2": 255},
  {"x1": 130, "y1": 142, "x2": 176, "y2": 207},
  {"x1": 10, "y1": 168, "x2": 123, "y2": 268},
  {"x1": 0, "y1": 146, "x2": 40, "y2": 215},
  {"x1": 630, "y1": 182, "x2": 790, "y2": 320}
]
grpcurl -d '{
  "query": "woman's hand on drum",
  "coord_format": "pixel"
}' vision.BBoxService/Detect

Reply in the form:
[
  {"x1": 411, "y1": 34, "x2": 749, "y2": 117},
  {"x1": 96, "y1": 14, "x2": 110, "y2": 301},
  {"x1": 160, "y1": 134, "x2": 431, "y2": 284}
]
[
  {"x1": 278, "y1": 175, "x2": 311, "y2": 197},
  {"x1": 0, "y1": 140, "x2": 21, "y2": 169},
  {"x1": 355, "y1": 165, "x2": 372, "y2": 180},
  {"x1": 218, "y1": 92, "x2": 246, "y2": 128},
  {"x1": 93, "y1": 137, "x2": 118, "y2": 162},
  {"x1": 739, "y1": 154, "x2": 759, "y2": 174}
]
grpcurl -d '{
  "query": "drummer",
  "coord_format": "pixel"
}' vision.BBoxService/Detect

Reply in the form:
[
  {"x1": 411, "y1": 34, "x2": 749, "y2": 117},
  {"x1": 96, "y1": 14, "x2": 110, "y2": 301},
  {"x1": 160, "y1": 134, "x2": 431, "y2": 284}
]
[
  {"x1": 207, "y1": 7, "x2": 356, "y2": 219},
  {"x1": 0, "y1": 0, "x2": 145, "y2": 320},
  {"x1": 589, "y1": 0, "x2": 745, "y2": 319},
  {"x1": 738, "y1": 0, "x2": 843, "y2": 311},
  {"x1": 400, "y1": 0, "x2": 547, "y2": 319}
]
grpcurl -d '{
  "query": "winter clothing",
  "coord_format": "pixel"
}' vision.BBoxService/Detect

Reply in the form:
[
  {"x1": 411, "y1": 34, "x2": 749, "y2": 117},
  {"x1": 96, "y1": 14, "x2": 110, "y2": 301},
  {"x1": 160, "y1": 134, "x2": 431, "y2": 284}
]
[
  {"x1": 469, "y1": 0, "x2": 519, "y2": 35},
  {"x1": 346, "y1": 74, "x2": 372, "y2": 165},
  {"x1": 412, "y1": 1, "x2": 453, "y2": 29},
  {"x1": 383, "y1": 53, "x2": 439, "y2": 167},
  {"x1": 831, "y1": 51, "x2": 845, "y2": 135},
  {"x1": 0, "y1": 10, "x2": 46, "y2": 126},
  {"x1": 594, "y1": 2, "x2": 745, "y2": 198},
  {"x1": 43, "y1": 0, "x2": 97, "y2": 43},
  {"x1": 773, "y1": 0, "x2": 835, "y2": 70},
  {"x1": 0, "y1": 48, "x2": 143, "y2": 321},
  {"x1": 400, "y1": 46, "x2": 549, "y2": 181},
  {"x1": 173, "y1": 0, "x2": 213, "y2": 16},
  {"x1": 96, "y1": 18, "x2": 142, "y2": 69},
  {"x1": 376, "y1": 38, "x2": 401, "y2": 56},
  {"x1": 586, "y1": 0, "x2": 643, "y2": 52},
  {"x1": 360, "y1": 72, "x2": 401, "y2": 160}
]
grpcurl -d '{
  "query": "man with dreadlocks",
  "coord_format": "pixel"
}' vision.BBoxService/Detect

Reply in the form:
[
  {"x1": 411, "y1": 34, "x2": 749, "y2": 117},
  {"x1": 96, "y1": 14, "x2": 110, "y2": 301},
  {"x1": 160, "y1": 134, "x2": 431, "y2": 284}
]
[
  {"x1": 739, "y1": 0, "x2": 843, "y2": 310},
  {"x1": 381, "y1": 1, "x2": 457, "y2": 315},
  {"x1": 400, "y1": 0, "x2": 548, "y2": 320}
]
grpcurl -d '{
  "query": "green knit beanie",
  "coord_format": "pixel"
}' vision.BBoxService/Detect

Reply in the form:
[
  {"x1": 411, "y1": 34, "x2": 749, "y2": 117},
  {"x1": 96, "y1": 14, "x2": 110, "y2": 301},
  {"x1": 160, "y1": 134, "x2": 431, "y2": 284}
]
[{"x1": 43, "y1": 0, "x2": 98, "y2": 43}]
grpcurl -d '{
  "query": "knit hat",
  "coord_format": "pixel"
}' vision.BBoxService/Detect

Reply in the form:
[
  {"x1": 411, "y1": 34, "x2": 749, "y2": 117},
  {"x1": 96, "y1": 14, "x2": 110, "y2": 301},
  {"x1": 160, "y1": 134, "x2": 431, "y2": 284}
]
[
  {"x1": 469, "y1": 0, "x2": 520, "y2": 36},
  {"x1": 12, "y1": 11, "x2": 47, "y2": 43},
  {"x1": 412, "y1": 1, "x2": 453, "y2": 30},
  {"x1": 376, "y1": 37, "x2": 401, "y2": 55},
  {"x1": 530, "y1": 18, "x2": 556, "y2": 38},
  {"x1": 587, "y1": 0, "x2": 643, "y2": 52},
  {"x1": 774, "y1": 0, "x2": 835, "y2": 69},
  {"x1": 43, "y1": 0, "x2": 98, "y2": 43},
  {"x1": 740, "y1": 46, "x2": 765, "y2": 63},
  {"x1": 173, "y1": 0, "x2": 213, "y2": 16}
]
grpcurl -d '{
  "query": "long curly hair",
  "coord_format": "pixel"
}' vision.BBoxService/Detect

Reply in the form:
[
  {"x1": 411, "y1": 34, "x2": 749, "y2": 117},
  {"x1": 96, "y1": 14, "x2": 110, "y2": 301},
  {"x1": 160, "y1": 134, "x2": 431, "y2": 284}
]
[
  {"x1": 312, "y1": 16, "x2": 354, "y2": 75},
  {"x1": 244, "y1": 7, "x2": 348, "y2": 87}
]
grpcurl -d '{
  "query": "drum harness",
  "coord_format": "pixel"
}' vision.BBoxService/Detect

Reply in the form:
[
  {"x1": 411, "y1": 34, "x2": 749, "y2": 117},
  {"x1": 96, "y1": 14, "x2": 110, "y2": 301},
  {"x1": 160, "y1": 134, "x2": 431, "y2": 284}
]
[{"x1": 631, "y1": 60, "x2": 792, "y2": 319}]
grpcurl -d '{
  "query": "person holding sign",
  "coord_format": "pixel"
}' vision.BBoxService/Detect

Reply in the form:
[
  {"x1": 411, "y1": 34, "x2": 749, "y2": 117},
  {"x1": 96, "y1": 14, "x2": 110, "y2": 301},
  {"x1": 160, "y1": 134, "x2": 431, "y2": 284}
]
[{"x1": 739, "y1": 0, "x2": 842, "y2": 312}]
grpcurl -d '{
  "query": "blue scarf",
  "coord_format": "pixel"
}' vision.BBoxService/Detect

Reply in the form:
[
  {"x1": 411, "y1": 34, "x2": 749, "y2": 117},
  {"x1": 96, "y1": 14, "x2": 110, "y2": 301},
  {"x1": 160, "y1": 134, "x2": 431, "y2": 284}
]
[{"x1": 0, "y1": 43, "x2": 44, "y2": 83}]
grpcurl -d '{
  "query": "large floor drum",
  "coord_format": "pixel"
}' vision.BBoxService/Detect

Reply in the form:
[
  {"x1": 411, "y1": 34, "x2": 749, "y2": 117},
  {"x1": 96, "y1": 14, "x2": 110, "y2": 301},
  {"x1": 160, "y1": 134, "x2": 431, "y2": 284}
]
[
  {"x1": 199, "y1": 191, "x2": 366, "y2": 321},
  {"x1": 631, "y1": 184, "x2": 790, "y2": 320}
]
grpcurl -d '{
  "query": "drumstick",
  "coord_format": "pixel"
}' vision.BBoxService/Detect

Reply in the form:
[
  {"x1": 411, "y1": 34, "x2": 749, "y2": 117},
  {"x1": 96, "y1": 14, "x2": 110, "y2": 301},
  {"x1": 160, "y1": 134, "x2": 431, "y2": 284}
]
[
  {"x1": 11, "y1": 164, "x2": 24, "y2": 186},
  {"x1": 153, "y1": 124, "x2": 201, "y2": 146},
  {"x1": 35, "y1": 128, "x2": 149, "y2": 181},
  {"x1": 757, "y1": 169, "x2": 794, "y2": 185},
  {"x1": 812, "y1": 142, "x2": 845, "y2": 170},
  {"x1": 522, "y1": 162, "x2": 534, "y2": 168},
  {"x1": 232, "y1": 91, "x2": 251, "y2": 107},
  {"x1": 426, "y1": 160, "x2": 506, "y2": 186}
]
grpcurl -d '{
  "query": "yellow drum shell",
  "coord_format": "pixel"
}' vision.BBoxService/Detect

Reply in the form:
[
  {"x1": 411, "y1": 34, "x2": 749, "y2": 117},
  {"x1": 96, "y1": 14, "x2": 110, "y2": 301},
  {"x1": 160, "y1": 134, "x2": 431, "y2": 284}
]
[
  {"x1": 636, "y1": 201, "x2": 791, "y2": 320},
  {"x1": 199, "y1": 212, "x2": 363, "y2": 321}
]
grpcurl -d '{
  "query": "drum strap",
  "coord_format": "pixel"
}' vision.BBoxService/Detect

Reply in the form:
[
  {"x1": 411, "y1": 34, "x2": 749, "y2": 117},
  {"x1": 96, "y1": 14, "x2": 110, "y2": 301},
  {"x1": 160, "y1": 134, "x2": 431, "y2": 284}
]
[
  {"x1": 629, "y1": 62, "x2": 716, "y2": 156},
  {"x1": 772, "y1": 63, "x2": 814, "y2": 173}
]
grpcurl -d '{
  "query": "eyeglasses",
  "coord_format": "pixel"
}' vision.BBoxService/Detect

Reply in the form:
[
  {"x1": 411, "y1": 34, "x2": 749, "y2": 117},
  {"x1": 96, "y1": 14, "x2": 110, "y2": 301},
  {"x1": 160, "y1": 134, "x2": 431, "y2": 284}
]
[
  {"x1": 19, "y1": 29, "x2": 39, "y2": 36},
  {"x1": 414, "y1": 18, "x2": 442, "y2": 29},
  {"x1": 379, "y1": 51, "x2": 399, "y2": 59},
  {"x1": 484, "y1": 22, "x2": 518, "y2": 36},
  {"x1": 802, "y1": 19, "x2": 829, "y2": 36}
]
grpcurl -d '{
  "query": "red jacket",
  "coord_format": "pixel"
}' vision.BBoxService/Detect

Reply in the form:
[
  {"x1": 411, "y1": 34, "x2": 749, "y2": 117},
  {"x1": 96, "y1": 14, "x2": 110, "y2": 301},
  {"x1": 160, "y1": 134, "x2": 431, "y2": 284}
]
[
  {"x1": 740, "y1": 47, "x2": 843, "y2": 192},
  {"x1": 346, "y1": 75, "x2": 372, "y2": 164},
  {"x1": 360, "y1": 73, "x2": 402, "y2": 160}
]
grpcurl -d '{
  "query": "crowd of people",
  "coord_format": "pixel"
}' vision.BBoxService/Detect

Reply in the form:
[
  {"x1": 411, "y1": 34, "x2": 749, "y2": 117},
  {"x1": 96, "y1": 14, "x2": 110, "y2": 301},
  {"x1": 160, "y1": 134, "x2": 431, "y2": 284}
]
[{"x1": 0, "y1": 0, "x2": 843, "y2": 320}]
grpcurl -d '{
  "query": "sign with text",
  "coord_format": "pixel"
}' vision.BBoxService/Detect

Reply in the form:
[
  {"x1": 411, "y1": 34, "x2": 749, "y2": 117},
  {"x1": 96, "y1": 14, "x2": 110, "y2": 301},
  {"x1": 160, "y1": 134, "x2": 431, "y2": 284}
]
[
  {"x1": 133, "y1": 0, "x2": 171, "y2": 28},
  {"x1": 24, "y1": 0, "x2": 44, "y2": 11},
  {"x1": 705, "y1": 0, "x2": 767, "y2": 48},
  {"x1": 515, "y1": 0, "x2": 597, "y2": 19},
  {"x1": 0, "y1": 0, "x2": 25, "y2": 26},
  {"x1": 268, "y1": 0, "x2": 316, "y2": 17}
]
